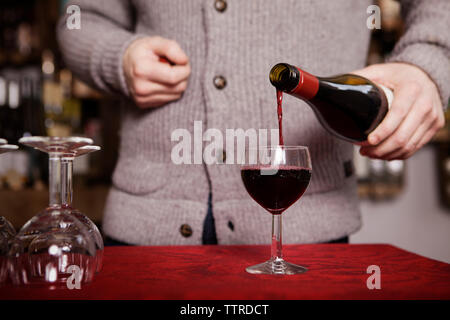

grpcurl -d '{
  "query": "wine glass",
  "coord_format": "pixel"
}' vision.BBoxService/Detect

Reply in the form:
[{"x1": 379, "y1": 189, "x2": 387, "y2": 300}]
[
  {"x1": 240, "y1": 145, "x2": 312, "y2": 275},
  {"x1": 8, "y1": 136, "x2": 97, "y2": 287},
  {"x1": 0, "y1": 217, "x2": 16, "y2": 284},
  {"x1": 61, "y1": 145, "x2": 104, "y2": 272},
  {"x1": 0, "y1": 141, "x2": 19, "y2": 284},
  {"x1": 0, "y1": 144, "x2": 19, "y2": 154}
]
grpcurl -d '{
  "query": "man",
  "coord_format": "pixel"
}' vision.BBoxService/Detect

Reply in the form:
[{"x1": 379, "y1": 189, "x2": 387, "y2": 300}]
[{"x1": 58, "y1": 0, "x2": 449, "y2": 246}]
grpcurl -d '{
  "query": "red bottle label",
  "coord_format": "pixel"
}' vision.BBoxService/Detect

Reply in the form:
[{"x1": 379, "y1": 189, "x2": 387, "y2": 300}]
[{"x1": 291, "y1": 68, "x2": 320, "y2": 100}]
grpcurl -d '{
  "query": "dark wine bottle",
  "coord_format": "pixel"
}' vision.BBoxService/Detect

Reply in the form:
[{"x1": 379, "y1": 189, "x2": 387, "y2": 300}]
[{"x1": 269, "y1": 63, "x2": 393, "y2": 143}]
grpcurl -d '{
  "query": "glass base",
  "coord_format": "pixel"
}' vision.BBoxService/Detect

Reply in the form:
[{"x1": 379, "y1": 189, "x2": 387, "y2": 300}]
[
  {"x1": 19, "y1": 136, "x2": 93, "y2": 155},
  {"x1": 246, "y1": 258, "x2": 307, "y2": 275},
  {"x1": 0, "y1": 144, "x2": 19, "y2": 154}
]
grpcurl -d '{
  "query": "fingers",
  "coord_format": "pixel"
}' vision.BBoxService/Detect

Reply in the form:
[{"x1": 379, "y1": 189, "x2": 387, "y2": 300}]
[
  {"x1": 150, "y1": 37, "x2": 189, "y2": 65},
  {"x1": 129, "y1": 61, "x2": 189, "y2": 108},
  {"x1": 130, "y1": 80, "x2": 187, "y2": 108},
  {"x1": 134, "y1": 93, "x2": 183, "y2": 109},
  {"x1": 367, "y1": 82, "x2": 421, "y2": 145},
  {"x1": 123, "y1": 36, "x2": 191, "y2": 108},
  {"x1": 351, "y1": 64, "x2": 386, "y2": 82},
  {"x1": 401, "y1": 99, "x2": 445, "y2": 159},
  {"x1": 131, "y1": 79, "x2": 188, "y2": 97},
  {"x1": 133, "y1": 60, "x2": 191, "y2": 85},
  {"x1": 361, "y1": 94, "x2": 430, "y2": 158},
  {"x1": 382, "y1": 120, "x2": 433, "y2": 160},
  {"x1": 353, "y1": 62, "x2": 445, "y2": 161},
  {"x1": 130, "y1": 36, "x2": 191, "y2": 85},
  {"x1": 361, "y1": 97, "x2": 444, "y2": 160},
  {"x1": 148, "y1": 63, "x2": 191, "y2": 85}
]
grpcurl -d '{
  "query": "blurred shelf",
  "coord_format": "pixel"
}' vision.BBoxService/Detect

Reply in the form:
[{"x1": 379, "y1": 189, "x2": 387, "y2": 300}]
[
  {"x1": 72, "y1": 78, "x2": 104, "y2": 100},
  {"x1": 432, "y1": 129, "x2": 450, "y2": 144},
  {"x1": 358, "y1": 182, "x2": 403, "y2": 201},
  {"x1": 0, "y1": 183, "x2": 109, "y2": 229}
]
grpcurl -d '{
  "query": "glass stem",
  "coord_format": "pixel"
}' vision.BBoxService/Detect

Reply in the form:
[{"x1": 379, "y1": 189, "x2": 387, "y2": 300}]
[
  {"x1": 48, "y1": 154, "x2": 61, "y2": 207},
  {"x1": 271, "y1": 214, "x2": 283, "y2": 261},
  {"x1": 61, "y1": 157, "x2": 74, "y2": 207}
]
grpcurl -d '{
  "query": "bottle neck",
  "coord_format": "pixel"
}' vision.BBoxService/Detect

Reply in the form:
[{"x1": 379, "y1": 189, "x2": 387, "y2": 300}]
[
  {"x1": 289, "y1": 67, "x2": 320, "y2": 100},
  {"x1": 269, "y1": 63, "x2": 320, "y2": 100}
]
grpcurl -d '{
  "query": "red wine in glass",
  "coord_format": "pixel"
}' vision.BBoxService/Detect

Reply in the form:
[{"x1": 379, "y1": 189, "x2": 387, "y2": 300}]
[
  {"x1": 240, "y1": 146, "x2": 312, "y2": 275},
  {"x1": 241, "y1": 165, "x2": 311, "y2": 215}
]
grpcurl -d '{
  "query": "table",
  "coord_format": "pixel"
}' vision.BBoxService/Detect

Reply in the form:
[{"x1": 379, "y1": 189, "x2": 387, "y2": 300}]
[{"x1": 1, "y1": 244, "x2": 450, "y2": 300}]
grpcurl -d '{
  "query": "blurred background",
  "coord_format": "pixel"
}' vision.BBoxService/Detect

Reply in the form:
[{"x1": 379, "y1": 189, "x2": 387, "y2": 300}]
[{"x1": 0, "y1": 0, "x2": 449, "y2": 262}]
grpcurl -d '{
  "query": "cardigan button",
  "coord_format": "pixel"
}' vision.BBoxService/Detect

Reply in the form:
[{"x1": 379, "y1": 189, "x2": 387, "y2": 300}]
[
  {"x1": 214, "y1": 0, "x2": 227, "y2": 13},
  {"x1": 213, "y1": 75, "x2": 227, "y2": 90},
  {"x1": 180, "y1": 224, "x2": 193, "y2": 237}
]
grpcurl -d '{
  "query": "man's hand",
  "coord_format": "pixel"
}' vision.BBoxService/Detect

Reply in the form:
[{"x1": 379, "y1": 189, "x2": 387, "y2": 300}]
[
  {"x1": 353, "y1": 63, "x2": 445, "y2": 160},
  {"x1": 123, "y1": 36, "x2": 191, "y2": 108}
]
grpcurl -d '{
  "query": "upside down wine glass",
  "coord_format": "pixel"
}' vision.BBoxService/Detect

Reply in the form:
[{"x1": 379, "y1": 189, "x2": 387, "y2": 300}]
[
  {"x1": 0, "y1": 141, "x2": 19, "y2": 284},
  {"x1": 0, "y1": 141, "x2": 19, "y2": 154},
  {"x1": 241, "y1": 145, "x2": 312, "y2": 275},
  {"x1": 9, "y1": 137, "x2": 97, "y2": 286}
]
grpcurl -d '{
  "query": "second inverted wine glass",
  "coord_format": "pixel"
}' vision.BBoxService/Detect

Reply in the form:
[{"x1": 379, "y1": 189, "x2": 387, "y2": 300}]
[
  {"x1": 9, "y1": 137, "x2": 97, "y2": 286},
  {"x1": 241, "y1": 145, "x2": 312, "y2": 275}
]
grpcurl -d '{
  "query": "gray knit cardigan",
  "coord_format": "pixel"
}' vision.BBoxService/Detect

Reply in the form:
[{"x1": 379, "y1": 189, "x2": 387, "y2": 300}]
[{"x1": 57, "y1": 0, "x2": 450, "y2": 245}]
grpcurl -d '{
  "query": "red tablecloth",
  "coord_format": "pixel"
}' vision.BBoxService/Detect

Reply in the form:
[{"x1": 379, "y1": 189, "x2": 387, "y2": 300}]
[{"x1": 1, "y1": 244, "x2": 450, "y2": 300}]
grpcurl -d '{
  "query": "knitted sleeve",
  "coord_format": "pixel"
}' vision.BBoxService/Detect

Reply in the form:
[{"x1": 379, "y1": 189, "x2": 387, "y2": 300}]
[
  {"x1": 56, "y1": 0, "x2": 146, "y2": 96},
  {"x1": 387, "y1": 0, "x2": 450, "y2": 107}
]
